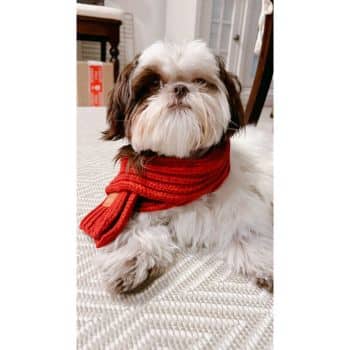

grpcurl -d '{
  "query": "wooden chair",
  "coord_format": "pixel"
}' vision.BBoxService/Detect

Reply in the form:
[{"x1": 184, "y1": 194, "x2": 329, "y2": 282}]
[
  {"x1": 77, "y1": 4, "x2": 123, "y2": 82},
  {"x1": 244, "y1": 2, "x2": 273, "y2": 125}
]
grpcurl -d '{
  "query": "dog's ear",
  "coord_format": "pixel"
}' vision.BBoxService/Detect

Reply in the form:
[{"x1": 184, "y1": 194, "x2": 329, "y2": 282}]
[
  {"x1": 216, "y1": 56, "x2": 245, "y2": 135},
  {"x1": 102, "y1": 54, "x2": 140, "y2": 140}
]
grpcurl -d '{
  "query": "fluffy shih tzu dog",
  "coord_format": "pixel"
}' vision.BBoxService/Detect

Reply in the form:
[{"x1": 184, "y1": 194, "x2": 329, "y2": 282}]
[{"x1": 95, "y1": 40, "x2": 273, "y2": 293}]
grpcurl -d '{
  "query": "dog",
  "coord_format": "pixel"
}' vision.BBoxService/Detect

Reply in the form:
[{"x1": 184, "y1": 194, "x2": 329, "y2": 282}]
[{"x1": 94, "y1": 40, "x2": 273, "y2": 293}]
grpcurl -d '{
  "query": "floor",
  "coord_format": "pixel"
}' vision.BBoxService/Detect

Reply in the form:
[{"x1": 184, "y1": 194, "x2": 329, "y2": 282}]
[{"x1": 77, "y1": 107, "x2": 273, "y2": 350}]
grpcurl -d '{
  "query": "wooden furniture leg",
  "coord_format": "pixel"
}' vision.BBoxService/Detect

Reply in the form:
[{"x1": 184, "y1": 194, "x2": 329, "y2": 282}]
[{"x1": 244, "y1": 9, "x2": 273, "y2": 125}]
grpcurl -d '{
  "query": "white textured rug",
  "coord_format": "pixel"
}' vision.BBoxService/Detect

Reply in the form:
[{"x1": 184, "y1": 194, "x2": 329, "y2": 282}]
[{"x1": 77, "y1": 107, "x2": 273, "y2": 350}]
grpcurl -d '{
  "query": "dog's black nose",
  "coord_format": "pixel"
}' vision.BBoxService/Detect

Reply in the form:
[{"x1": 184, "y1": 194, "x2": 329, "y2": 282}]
[{"x1": 174, "y1": 84, "x2": 189, "y2": 98}]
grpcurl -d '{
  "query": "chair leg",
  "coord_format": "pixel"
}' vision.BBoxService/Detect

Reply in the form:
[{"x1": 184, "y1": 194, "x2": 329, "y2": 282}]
[{"x1": 244, "y1": 12, "x2": 273, "y2": 125}]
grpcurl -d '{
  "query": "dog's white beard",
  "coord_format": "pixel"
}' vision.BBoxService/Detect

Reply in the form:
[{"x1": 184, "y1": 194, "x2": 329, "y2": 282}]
[{"x1": 131, "y1": 90, "x2": 231, "y2": 158}]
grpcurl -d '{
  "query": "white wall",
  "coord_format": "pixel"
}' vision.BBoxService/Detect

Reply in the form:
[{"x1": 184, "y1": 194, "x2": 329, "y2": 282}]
[
  {"x1": 106, "y1": 0, "x2": 202, "y2": 53},
  {"x1": 164, "y1": 0, "x2": 200, "y2": 42},
  {"x1": 105, "y1": 0, "x2": 166, "y2": 54}
]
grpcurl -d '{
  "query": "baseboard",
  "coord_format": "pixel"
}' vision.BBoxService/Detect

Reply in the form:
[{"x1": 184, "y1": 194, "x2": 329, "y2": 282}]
[{"x1": 241, "y1": 88, "x2": 273, "y2": 108}]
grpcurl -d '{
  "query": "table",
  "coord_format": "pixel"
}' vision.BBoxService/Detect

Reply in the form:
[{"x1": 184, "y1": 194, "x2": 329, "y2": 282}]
[{"x1": 77, "y1": 14, "x2": 122, "y2": 82}]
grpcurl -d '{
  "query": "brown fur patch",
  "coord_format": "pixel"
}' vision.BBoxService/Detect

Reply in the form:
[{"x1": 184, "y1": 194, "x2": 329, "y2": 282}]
[
  {"x1": 115, "y1": 145, "x2": 157, "y2": 174},
  {"x1": 216, "y1": 56, "x2": 245, "y2": 135},
  {"x1": 102, "y1": 54, "x2": 140, "y2": 141},
  {"x1": 256, "y1": 277, "x2": 274, "y2": 293}
]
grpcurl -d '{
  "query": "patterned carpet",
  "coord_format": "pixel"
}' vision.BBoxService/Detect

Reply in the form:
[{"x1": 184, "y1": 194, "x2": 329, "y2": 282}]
[{"x1": 77, "y1": 107, "x2": 273, "y2": 350}]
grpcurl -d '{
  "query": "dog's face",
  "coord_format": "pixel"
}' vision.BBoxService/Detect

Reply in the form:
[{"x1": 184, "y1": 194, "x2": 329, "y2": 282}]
[{"x1": 103, "y1": 41, "x2": 244, "y2": 158}]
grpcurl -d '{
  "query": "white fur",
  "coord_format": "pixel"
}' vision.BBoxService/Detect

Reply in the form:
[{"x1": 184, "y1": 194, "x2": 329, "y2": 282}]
[
  {"x1": 131, "y1": 41, "x2": 231, "y2": 158},
  {"x1": 96, "y1": 41, "x2": 273, "y2": 292},
  {"x1": 97, "y1": 126, "x2": 273, "y2": 291}
]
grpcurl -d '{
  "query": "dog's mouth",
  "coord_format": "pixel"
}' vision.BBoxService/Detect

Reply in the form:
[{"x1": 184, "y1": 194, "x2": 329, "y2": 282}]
[{"x1": 167, "y1": 102, "x2": 191, "y2": 110}]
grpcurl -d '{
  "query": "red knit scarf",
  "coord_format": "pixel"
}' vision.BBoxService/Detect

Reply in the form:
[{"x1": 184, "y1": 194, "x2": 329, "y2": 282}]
[{"x1": 80, "y1": 140, "x2": 231, "y2": 247}]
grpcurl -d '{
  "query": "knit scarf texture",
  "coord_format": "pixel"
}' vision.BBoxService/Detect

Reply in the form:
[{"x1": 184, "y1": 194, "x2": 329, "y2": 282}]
[{"x1": 80, "y1": 140, "x2": 231, "y2": 248}]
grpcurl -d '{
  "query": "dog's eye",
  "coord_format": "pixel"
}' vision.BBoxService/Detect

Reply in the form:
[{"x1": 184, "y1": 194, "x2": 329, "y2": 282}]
[
  {"x1": 150, "y1": 77, "x2": 161, "y2": 87},
  {"x1": 193, "y1": 78, "x2": 207, "y2": 85}
]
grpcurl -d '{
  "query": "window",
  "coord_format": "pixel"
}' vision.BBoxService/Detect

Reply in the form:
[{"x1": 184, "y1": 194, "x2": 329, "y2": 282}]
[{"x1": 208, "y1": 0, "x2": 235, "y2": 61}]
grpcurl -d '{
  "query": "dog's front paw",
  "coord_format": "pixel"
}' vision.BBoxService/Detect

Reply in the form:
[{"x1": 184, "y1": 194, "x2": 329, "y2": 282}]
[
  {"x1": 95, "y1": 225, "x2": 176, "y2": 294},
  {"x1": 111, "y1": 257, "x2": 139, "y2": 294},
  {"x1": 100, "y1": 254, "x2": 163, "y2": 294}
]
